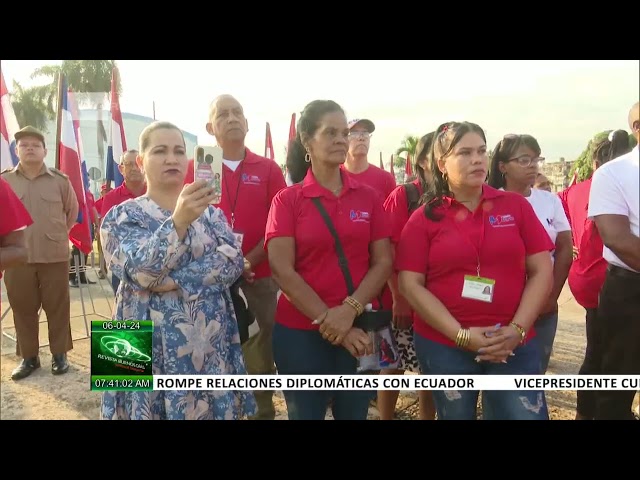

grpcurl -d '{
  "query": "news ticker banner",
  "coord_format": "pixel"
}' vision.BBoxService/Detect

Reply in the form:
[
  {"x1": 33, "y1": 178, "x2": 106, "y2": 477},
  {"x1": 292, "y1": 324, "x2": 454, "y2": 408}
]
[{"x1": 90, "y1": 322, "x2": 639, "y2": 393}]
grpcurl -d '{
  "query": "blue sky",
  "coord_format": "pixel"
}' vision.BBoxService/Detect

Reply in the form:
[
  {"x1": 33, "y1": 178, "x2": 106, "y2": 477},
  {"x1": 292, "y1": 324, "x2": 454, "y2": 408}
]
[{"x1": 2, "y1": 60, "x2": 638, "y2": 165}]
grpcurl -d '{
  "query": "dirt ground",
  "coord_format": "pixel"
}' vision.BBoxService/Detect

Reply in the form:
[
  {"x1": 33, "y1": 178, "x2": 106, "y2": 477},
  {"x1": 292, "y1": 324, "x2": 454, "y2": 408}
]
[{"x1": 1, "y1": 270, "x2": 637, "y2": 420}]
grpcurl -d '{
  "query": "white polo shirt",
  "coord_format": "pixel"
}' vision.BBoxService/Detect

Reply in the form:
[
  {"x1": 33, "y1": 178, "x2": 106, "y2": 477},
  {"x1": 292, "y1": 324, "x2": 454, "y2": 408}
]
[
  {"x1": 500, "y1": 187, "x2": 571, "y2": 263},
  {"x1": 525, "y1": 188, "x2": 571, "y2": 259},
  {"x1": 588, "y1": 146, "x2": 640, "y2": 272}
]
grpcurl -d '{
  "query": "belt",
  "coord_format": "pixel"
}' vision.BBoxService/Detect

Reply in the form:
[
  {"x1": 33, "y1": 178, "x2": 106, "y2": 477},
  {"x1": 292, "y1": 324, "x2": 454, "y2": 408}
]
[{"x1": 607, "y1": 264, "x2": 640, "y2": 279}]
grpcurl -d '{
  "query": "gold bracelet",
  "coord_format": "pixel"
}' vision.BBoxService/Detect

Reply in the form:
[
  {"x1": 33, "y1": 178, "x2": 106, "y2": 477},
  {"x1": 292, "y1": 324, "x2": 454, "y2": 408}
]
[
  {"x1": 343, "y1": 296, "x2": 364, "y2": 316},
  {"x1": 510, "y1": 322, "x2": 526, "y2": 342},
  {"x1": 455, "y1": 328, "x2": 471, "y2": 349}
]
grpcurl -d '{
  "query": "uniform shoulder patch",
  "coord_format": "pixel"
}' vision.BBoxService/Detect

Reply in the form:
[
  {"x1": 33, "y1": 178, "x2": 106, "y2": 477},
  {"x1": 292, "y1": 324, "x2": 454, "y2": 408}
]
[{"x1": 50, "y1": 167, "x2": 69, "y2": 179}]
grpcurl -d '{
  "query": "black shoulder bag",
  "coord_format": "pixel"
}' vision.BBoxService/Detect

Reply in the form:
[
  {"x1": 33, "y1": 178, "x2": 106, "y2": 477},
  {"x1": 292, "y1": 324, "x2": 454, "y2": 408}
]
[
  {"x1": 311, "y1": 198, "x2": 392, "y2": 332},
  {"x1": 403, "y1": 182, "x2": 421, "y2": 214},
  {"x1": 230, "y1": 279, "x2": 255, "y2": 345}
]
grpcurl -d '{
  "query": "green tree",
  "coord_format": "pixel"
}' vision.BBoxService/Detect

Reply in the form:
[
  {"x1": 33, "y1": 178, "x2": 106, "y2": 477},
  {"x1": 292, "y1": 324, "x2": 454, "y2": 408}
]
[
  {"x1": 571, "y1": 130, "x2": 638, "y2": 181},
  {"x1": 10, "y1": 80, "x2": 50, "y2": 132},
  {"x1": 31, "y1": 60, "x2": 121, "y2": 168},
  {"x1": 394, "y1": 134, "x2": 419, "y2": 179}
]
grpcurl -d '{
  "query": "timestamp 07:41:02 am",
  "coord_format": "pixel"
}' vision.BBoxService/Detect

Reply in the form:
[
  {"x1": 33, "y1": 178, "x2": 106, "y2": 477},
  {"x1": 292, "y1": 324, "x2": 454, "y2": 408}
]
[{"x1": 91, "y1": 375, "x2": 154, "y2": 391}]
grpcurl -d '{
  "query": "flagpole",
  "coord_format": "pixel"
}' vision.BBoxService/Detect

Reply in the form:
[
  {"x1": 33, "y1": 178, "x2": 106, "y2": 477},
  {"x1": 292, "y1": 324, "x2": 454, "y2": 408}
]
[
  {"x1": 54, "y1": 73, "x2": 65, "y2": 170},
  {"x1": 153, "y1": 101, "x2": 156, "y2": 120}
]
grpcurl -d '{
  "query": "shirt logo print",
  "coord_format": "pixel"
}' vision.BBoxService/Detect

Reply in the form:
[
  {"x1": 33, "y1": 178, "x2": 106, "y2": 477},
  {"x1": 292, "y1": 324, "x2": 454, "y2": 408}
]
[
  {"x1": 241, "y1": 173, "x2": 261, "y2": 185},
  {"x1": 350, "y1": 210, "x2": 370, "y2": 222},
  {"x1": 488, "y1": 214, "x2": 515, "y2": 227}
]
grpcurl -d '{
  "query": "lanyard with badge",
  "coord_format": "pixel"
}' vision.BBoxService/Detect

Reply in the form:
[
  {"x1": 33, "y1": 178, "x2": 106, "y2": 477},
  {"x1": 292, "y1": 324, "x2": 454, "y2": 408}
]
[
  {"x1": 225, "y1": 160, "x2": 245, "y2": 245},
  {"x1": 454, "y1": 209, "x2": 495, "y2": 303}
]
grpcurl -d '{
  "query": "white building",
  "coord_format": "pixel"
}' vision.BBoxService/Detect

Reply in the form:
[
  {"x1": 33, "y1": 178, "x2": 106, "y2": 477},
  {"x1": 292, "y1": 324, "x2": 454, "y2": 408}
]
[{"x1": 40, "y1": 109, "x2": 198, "y2": 196}]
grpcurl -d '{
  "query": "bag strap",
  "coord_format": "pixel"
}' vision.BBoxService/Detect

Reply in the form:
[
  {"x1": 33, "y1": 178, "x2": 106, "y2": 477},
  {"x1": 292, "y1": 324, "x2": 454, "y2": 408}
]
[
  {"x1": 403, "y1": 182, "x2": 420, "y2": 214},
  {"x1": 311, "y1": 197, "x2": 355, "y2": 295}
]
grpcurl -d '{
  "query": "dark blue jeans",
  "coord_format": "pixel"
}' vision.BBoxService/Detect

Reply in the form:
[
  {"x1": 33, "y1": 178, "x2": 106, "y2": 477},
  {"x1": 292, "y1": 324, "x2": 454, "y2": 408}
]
[
  {"x1": 415, "y1": 334, "x2": 549, "y2": 420},
  {"x1": 272, "y1": 323, "x2": 371, "y2": 420},
  {"x1": 534, "y1": 312, "x2": 558, "y2": 374}
]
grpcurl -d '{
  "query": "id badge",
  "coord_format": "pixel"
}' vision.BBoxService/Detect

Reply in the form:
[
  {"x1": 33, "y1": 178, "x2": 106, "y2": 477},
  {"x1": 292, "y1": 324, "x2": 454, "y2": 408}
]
[{"x1": 461, "y1": 275, "x2": 495, "y2": 303}]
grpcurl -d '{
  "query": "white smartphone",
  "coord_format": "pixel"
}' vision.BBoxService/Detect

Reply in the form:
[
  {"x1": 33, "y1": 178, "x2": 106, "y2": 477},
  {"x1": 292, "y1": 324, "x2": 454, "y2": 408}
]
[{"x1": 194, "y1": 145, "x2": 223, "y2": 203}]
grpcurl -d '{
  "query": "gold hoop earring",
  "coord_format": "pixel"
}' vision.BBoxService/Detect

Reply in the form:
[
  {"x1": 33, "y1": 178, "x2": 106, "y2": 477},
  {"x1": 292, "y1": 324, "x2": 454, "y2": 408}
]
[{"x1": 304, "y1": 153, "x2": 311, "y2": 163}]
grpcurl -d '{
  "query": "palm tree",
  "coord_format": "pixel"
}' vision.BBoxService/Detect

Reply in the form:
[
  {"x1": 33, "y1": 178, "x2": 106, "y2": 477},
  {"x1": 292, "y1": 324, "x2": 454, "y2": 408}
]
[
  {"x1": 393, "y1": 135, "x2": 420, "y2": 183},
  {"x1": 30, "y1": 60, "x2": 122, "y2": 169},
  {"x1": 10, "y1": 81, "x2": 50, "y2": 132},
  {"x1": 395, "y1": 134, "x2": 419, "y2": 169}
]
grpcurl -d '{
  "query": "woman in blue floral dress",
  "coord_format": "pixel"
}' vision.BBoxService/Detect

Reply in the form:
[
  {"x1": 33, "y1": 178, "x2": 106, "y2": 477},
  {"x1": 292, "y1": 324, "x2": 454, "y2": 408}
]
[{"x1": 100, "y1": 121, "x2": 256, "y2": 420}]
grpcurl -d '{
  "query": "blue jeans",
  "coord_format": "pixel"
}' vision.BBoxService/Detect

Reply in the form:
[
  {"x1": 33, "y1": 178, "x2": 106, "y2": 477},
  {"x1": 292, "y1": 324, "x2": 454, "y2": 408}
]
[
  {"x1": 534, "y1": 312, "x2": 558, "y2": 374},
  {"x1": 272, "y1": 323, "x2": 371, "y2": 420},
  {"x1": 415, "y1": 335, "x2": 548, "y2": 420}
]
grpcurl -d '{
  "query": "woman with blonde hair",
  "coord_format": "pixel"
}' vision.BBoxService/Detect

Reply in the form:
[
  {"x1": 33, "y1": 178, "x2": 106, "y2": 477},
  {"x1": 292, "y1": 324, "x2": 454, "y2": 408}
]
[{"x1": 100, "y1": 121, "x2": 256, "y2": 420}]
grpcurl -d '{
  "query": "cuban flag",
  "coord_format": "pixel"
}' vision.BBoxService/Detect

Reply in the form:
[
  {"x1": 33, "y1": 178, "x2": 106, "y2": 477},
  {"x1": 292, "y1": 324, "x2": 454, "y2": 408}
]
[
  {"x1": 1, "y1": 71, "x2": 20, "y2": 171},
  {"x1": 105, "y1": 67, "x2": 126, "y2": 187},
  {"x1": 264, "y1": 122, "x2": 274, "y2": 160},
  {"x1": 59, "y1": 80, "x2": 92, "y2": 255}
]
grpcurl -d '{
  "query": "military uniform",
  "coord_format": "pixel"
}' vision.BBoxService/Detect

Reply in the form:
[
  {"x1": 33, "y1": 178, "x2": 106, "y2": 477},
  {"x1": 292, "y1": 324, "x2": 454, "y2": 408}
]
[{"x1": 1, "y1": 126, "x2": 78, "y2": 379}]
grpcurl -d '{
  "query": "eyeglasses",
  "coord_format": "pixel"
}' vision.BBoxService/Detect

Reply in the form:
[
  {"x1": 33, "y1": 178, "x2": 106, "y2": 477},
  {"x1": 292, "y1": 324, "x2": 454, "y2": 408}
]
[
  {"x1": 509, "y1": 155, "x2": 545, "y2": 167},
  {"x1": 348, "y1": 132, "x2": 372, "y2": 140}
]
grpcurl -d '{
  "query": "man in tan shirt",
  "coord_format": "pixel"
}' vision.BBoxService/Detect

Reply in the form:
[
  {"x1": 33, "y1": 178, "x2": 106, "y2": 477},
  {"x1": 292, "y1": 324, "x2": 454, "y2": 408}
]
[{"x1": 1, "y1": 126, "x2": 78, "y2": 380}]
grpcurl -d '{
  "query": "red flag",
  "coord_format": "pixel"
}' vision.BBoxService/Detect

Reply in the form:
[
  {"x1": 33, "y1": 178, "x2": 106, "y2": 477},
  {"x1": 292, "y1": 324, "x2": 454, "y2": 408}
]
[
  {"x1": 1, "y1": 71, "x2": 21, "y2": 169},
  {"x1": 106, "y1": 67, "x2": 127, "y2": 187},
  {"x1": 405, "y1": 153, "x2": 413, "y2": 178},
  {"x1": 289, "y1": 113, "x2": 296, "y2": 142},
  {"x1": 58, "y1": 80, "x2": 92, "y2": 255},
  {"x1": 264, "y1": 122, "x2": 274, "y2": 160}
]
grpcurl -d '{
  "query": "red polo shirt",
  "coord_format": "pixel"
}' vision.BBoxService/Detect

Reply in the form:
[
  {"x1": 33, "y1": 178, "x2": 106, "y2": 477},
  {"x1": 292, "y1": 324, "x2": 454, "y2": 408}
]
[
  {"x1": 0, "y1": 177, "x2": 34, "y2": 290},
  {"x1": 198, "y1": 149, "x2": 286, "y2": 280},
  {"x1": 265, "y1": 168, "x2": 391, "y2": 330},
  {"x1": 382, "y1": 180, "x2": 423, "y2": 315},
  {"x1": 94, "y1": 196, "x2": 104, "y2": 218},
  {"x1": 395, "y1": 186, "x2": 554, "y2": 346},
  {"x1": 558, "y1": 179, "x2": 606, "y2": 309},
  {"x1": 341, "y1": 163, "x2": 396, "y2": 202},
  {"x1": 384, "y1": 179, "x2": 423, "y2": 244},
  {"x1": 342, "y1": 164, "x2": 396, "y2": 309},
  {"x1": 99, "y1": 183, "x2": 147, "y2": 219}
]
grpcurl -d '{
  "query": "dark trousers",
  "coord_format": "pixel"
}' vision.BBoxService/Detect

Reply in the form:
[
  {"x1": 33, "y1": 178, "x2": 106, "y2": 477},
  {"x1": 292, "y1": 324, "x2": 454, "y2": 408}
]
[
  {"x1": 4, "y1": 262, "x2": 73, "y2": 358},
  {"x1": 576, "y1": 308, "x2": 601, "y2": 418},
  {"x1": 593, "y1": 265, "x2": 640, "y2": 420}
]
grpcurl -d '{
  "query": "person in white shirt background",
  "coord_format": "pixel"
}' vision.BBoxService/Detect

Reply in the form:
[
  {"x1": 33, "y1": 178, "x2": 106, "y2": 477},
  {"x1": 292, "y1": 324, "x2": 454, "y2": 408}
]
[
  {"x1": 587, "y1": 101, "x2": 640, "y2": 420},
  {"x1": 488, "y1": 134, "x2": 573, "y2": 374}
]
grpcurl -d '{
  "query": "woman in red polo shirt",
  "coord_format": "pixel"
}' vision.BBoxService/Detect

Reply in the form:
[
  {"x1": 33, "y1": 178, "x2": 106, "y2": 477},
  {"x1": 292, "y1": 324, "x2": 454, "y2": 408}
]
[
  {"x1": 488, "y1": 134, "x2": 572, "y2": 375},
  {"x1": 557, "y1": 130, "x2": 632, "y2": 420},
  {"x1": 377, "y1": 131, "x2": 436, "y2": 421},
  {"x1": 1, "y1": 176, "x2": 33, "y2": 311},
  {"x1": 265, "y1": 100, "x2": 392, "y2": 420},
  {"x1": 397, "y1": 121, "x2": 554, "y2": 420}
]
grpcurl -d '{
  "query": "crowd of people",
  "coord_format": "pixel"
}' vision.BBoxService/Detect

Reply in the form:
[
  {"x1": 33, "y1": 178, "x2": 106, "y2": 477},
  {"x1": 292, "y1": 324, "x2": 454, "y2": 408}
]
[{"x1": 1, "y1": 96, "x2": 638, "y2": 421}]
